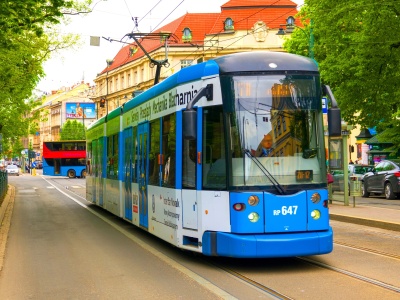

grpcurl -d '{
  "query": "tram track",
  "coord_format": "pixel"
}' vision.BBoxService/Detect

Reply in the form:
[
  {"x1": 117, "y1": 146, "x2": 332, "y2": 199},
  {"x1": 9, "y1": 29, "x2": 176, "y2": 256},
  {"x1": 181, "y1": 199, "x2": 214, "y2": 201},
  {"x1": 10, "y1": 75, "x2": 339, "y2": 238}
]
[
  {"x1": 297, "y1": 256, "x2": 400, "y2": 294},
  {"x1": 334, "y1": 241, "x2": 400, "y2": 260},
  {"x1": 202, "y1": 258, "x2": 294, "y2": 300},
  {"x1": 208, "y1": 250, "x2": 400, "y2": 299}
]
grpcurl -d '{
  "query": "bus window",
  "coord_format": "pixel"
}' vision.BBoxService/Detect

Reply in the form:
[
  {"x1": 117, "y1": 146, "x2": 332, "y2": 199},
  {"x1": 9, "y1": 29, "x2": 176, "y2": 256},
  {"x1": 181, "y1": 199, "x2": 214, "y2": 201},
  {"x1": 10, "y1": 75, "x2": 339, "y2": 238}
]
[
  {"x1": 149, "y1": 120, "x2": 161, "y2": 186},
  {"x1": 162, "y1": 114, "x2": 176, "y2": 188}
]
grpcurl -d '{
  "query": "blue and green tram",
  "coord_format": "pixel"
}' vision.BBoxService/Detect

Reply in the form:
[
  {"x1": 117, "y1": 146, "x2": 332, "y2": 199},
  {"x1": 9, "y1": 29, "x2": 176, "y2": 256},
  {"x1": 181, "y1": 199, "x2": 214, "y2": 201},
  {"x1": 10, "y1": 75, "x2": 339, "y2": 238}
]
[{"x1": 86, "y1": 51, "x2": 340, "y2": 258}]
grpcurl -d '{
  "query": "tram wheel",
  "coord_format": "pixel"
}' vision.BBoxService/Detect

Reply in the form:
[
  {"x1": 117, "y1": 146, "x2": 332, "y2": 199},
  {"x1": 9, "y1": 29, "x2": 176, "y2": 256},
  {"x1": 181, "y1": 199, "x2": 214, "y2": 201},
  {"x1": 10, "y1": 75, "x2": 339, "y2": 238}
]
[
  {"x1": 67, "y1": 169, "x2": 76, "y2": 178},
  {"x1": 81, "y1": 169, "x2": 87, "y2": 178}
]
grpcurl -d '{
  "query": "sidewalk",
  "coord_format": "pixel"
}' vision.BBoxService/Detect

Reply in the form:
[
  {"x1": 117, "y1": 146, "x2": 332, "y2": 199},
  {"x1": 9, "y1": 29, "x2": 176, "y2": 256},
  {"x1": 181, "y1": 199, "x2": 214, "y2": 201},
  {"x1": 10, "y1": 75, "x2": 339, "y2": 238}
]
[{"x1": 329, "y1": 200, "x2": 400, "y2": 231}]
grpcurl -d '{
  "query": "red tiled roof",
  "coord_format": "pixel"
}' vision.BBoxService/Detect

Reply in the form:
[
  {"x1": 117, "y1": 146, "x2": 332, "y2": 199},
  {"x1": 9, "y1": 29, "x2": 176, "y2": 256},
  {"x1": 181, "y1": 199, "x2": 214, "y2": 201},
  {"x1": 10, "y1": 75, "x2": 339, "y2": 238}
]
[
  {"x1": 101, "y1": 0, "x2": 299, "y2": 74},
  {"x1": 221, "y1": 0, "x2": 297, "y2": 8},
  {"x1": 209, "y1": 8, "x2": 298, "y2": 33}
]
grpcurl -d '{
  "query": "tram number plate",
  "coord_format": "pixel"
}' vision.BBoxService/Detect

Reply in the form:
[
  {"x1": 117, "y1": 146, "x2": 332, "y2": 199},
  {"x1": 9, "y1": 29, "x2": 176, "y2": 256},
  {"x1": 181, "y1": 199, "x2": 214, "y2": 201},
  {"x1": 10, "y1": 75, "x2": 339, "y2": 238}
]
[{"x1": 295, "y1": 170, "x2": 313, "y2": 182}]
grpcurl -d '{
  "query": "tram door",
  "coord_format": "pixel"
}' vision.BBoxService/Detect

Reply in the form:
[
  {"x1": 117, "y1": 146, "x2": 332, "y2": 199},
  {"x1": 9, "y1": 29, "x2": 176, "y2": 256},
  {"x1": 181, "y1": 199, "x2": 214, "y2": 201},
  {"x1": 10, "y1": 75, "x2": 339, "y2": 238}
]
[
  {"x1": 92, "y1": 139, "x2": 98, "y2": 203},
  {"x1": 98, "y1": 138, "x2": 104, "y2": 206},
  {"x1": 123, "y1": 128, "x2": 133, "y2": 221},
  {"x1": 138, "y1": 122, "x2": 149, "y2": 229}
]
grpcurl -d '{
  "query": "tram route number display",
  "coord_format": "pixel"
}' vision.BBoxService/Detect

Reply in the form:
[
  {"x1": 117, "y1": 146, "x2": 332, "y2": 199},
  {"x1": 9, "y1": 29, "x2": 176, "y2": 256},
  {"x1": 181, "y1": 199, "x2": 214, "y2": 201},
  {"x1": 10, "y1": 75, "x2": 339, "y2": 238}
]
[{"x1": 273, "y1": 206, "x2": 298, "y2": 216}]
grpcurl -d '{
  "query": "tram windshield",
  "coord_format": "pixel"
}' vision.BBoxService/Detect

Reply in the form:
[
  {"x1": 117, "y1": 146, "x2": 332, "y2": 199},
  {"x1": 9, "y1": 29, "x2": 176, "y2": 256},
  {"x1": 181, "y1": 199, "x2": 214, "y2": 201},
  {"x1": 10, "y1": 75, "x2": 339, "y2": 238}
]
[{"x1": 226, "y1": 74, "x2": 326, "y2": 189}]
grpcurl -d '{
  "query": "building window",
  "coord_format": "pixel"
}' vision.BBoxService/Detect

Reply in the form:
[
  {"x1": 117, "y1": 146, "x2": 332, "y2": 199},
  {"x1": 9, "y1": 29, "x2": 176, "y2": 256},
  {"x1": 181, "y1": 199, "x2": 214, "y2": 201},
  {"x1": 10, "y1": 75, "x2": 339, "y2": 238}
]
[
  {"x1": 287, "y1": 16, "x2": 295, "y2": 26},
  {"x1": 224, "y1": 17, "x2": 234, "y2": 31},
  {"x1": 128, "y1": 74, "x2": 131, "y2": 86},
  {"x1": 121, "y1": 76, "x2": 125, "y2": 89},
  {"x1": 182, "y1": 27, "x2": 192, "y2": 43},
  {"x1": 180, "y1": 59, "x2": 193, "y2": 69},
  {"x1": 286, "y1": 16, "x2": 295, "y2": 33}
]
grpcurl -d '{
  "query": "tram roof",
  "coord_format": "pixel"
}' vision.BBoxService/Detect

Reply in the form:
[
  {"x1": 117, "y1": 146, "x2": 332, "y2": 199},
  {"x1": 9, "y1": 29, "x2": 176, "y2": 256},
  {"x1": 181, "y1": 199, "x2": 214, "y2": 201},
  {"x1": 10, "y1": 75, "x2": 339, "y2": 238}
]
[
  {"x1": 214, "y1": 51, "x2": 319, "y2": 73},
  {"x1": 123, "y1": 60, "x2": 219, "y2": 112}
]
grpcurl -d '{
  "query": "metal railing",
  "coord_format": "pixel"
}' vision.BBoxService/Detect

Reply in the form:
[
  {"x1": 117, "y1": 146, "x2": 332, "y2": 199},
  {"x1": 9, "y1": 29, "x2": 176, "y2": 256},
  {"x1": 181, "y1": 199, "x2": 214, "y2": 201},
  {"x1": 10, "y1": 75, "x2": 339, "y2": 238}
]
[{"x1": 0, "y1": 170, "x2": 8, "y2": 206}]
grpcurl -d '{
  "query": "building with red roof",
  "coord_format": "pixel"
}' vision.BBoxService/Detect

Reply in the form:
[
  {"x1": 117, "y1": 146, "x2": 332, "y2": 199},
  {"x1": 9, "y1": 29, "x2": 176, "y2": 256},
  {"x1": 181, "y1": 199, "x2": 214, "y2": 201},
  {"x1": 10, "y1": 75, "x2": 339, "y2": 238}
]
[{"x1": 93, "y1": 0, "x2": 300, "y2": 117}]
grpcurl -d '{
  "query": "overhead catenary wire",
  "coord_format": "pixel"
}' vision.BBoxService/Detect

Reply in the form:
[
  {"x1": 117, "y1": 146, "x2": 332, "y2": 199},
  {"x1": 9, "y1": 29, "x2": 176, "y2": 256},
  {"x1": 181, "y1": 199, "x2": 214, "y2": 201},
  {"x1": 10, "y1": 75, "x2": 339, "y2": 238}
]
[{"x1": 159, "y1": 1, "x2": 302, "y2": 77}]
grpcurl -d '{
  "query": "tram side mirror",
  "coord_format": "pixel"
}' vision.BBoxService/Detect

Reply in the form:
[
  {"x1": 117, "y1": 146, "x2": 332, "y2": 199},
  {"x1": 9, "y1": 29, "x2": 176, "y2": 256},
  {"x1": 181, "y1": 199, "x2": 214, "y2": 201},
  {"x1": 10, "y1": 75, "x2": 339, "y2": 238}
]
[
  {"x1": 182, "y1": 84, "x2": 213, "y2": 140},
  {"x1": 322, "y1": 84, "x2": 342, "y2": 137},
  {"x1": 328, "y1": 108, "x2": 342, "y2": 137},
  {"x1": 183, "y1": 109, "x2": 197, "y2": 140}
]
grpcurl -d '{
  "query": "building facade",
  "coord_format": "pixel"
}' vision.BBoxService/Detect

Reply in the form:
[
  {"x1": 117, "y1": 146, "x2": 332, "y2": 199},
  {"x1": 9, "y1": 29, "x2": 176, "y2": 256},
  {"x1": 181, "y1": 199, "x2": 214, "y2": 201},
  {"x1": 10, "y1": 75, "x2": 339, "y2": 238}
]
[
  {"x1": 26, "y1": 82, "x2": 95, "y2": 159},
  {"x1": 92, "y1": 0, "x2": 300, "y2": 116}
]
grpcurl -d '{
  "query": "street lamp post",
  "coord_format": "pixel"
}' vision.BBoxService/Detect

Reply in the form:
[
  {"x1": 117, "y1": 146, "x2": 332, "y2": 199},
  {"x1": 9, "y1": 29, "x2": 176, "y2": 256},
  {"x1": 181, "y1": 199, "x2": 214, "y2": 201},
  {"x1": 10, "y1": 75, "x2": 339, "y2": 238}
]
[
  {"x1": 277, "y1": 22, "x2": 314, "y2": 59},
  {"x1": 101, "y1": 59, "x2": 113, "y2": 116}
]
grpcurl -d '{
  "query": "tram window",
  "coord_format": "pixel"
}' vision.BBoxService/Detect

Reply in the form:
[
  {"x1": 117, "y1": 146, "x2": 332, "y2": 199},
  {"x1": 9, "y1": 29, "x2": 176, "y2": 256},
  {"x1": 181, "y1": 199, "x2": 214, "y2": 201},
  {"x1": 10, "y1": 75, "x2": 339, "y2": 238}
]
[
  {"x1": 203, "y1": 106, "x2": 227, "y2": 189},
  {"x1": 162, "y1": 114, "x2": 176, "y2": 188},
  {"x1": 86, "y1": 142, "x2": 92, "y2": 175},
  {"x1": 182, "y1": 139, "x2": 196, "y2": 189},
  {"x1": 149, "y1": 120, "x2": 161, "y2": 186},
  {"x1": 107, "y1": 134, "x2": 119, "y2": 179},
  {"x1": 132, "y1": 127, "x2": 138, "y2": 183}
]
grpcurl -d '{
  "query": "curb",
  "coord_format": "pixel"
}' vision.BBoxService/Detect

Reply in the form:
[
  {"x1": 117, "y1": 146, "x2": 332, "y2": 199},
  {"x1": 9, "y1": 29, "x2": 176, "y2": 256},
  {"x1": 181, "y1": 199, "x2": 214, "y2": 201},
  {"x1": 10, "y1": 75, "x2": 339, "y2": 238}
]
[
  {"x1": 0, "y1": 185, "x2": 14, "y2": 226},
  {"x1": 330, "y1": 214, "x2": 400, "y2": 232}
]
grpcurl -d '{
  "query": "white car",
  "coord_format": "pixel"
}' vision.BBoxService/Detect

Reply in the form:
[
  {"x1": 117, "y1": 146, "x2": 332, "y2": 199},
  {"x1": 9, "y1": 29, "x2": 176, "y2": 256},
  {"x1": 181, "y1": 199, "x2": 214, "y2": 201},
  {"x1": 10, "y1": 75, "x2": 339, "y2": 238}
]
[{"x1": 6, "y1": 164, "x2": 19, "y2": 176}]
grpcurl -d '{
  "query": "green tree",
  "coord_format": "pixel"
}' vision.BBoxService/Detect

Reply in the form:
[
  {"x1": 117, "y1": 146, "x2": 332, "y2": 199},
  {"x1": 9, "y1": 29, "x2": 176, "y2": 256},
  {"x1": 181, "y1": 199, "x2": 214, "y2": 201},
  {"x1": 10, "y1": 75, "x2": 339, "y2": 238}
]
[
  {"x1": 284, "y1": 0, "x2": 400, "y2": 152},
  {"x1": 0, "y1": 0, "x2": 92, "y2": 143},
  {"x1": 0, "y1": 0, "x2": 93, "y2": 49},
  {"x1": 60, "y1": 120, "x2": 86, "y2": 140}
]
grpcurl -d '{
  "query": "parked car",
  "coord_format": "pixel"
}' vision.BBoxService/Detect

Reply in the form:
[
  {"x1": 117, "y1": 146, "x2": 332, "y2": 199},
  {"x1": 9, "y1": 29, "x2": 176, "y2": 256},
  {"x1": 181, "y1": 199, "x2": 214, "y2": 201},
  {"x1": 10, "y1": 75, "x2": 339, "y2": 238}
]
[
  {"x1": 32, "y1": 160, "x2": 43, "y2": 169},
  {"x1": 6, "y1": 164, "x2": 20, "y2": 176},
  {"x1": 331, "y1": 164, "x2": 374, "y2": 194},
  {"x1": 361, "y1": 160, "x2": 400, "y2": 199}
]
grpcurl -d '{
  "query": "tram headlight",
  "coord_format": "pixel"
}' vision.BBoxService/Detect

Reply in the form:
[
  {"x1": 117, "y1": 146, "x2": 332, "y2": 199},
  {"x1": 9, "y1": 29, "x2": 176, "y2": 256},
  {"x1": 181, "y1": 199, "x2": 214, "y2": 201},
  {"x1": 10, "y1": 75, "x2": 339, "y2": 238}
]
[
  {"x1": 248, "y1": 212, "x2": 260, "y2": 222},
  {"x1": 310, "y1": 192, "x2": 321, "y2": 204},
  {"x1": 311, "y1": 210, "x2": 321, "y2": 220},
  {"x1": 248, "y1": 195, "x2": 259, "y2": 206}
]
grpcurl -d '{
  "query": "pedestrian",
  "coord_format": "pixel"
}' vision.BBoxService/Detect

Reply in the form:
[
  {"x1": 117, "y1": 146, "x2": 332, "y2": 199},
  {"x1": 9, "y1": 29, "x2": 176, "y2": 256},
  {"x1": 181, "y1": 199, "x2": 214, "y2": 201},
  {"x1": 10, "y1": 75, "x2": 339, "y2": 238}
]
[{"x1": 349, "y1": 159, "x2": 354, "y2": 164}]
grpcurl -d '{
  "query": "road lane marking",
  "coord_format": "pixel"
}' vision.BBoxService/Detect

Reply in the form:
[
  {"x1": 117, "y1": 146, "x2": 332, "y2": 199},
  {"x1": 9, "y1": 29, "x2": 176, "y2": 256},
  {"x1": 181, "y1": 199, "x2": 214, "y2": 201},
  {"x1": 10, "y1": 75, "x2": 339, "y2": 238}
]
[{"x1": 41, "y1": 177, "x2": 235, "y2": 300}]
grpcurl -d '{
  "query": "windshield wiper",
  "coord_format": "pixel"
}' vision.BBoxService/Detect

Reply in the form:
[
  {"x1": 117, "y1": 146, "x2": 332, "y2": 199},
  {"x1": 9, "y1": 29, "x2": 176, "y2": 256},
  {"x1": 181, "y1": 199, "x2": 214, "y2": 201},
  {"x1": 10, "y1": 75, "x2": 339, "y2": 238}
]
[{"x1": 243, "y1": 149, "x2": 286, "y2": 195}]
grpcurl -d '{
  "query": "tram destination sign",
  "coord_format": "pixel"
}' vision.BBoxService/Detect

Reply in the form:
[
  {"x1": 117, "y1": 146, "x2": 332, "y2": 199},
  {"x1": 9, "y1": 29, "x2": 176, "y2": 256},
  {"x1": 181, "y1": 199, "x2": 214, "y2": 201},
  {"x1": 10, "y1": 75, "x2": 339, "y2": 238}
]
[{"x1": 295, "y1": 170, "x2": 313, "y2": 182}]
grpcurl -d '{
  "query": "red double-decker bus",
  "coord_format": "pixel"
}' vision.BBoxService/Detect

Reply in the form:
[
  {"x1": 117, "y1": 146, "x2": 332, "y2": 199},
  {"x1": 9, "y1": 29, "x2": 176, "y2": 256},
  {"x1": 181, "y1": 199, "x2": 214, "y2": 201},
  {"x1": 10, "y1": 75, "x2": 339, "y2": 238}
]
[{"x1": 42, "y1": 141, "x2": 86, "y2": 178}]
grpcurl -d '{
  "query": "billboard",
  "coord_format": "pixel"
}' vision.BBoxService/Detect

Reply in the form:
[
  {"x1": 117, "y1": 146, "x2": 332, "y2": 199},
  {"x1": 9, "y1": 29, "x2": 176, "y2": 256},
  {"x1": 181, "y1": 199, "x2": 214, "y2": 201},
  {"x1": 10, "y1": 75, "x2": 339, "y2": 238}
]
[{"x1": 66, "y1": 102, "x2": 96, "y2": 119}]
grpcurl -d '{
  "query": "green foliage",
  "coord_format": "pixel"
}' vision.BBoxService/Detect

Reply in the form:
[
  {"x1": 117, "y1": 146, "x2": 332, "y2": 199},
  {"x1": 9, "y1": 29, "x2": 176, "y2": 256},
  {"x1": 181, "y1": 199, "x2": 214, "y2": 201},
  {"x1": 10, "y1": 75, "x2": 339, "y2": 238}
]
[
  {"x1": 0, "y1": 0, "x2": 93, "y2": 143},
  {"x1": 60, "y1": 120, "x2": 86, "y2": 140},
  {"x1": 284, "y1": 0, "x2": 400, "y2": 152}
]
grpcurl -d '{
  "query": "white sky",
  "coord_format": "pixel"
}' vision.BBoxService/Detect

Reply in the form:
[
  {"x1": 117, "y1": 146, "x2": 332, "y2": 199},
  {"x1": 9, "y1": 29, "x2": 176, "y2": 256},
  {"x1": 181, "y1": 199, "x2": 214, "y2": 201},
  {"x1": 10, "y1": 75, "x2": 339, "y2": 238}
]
[{"x1": 37, "y1": 0, "x2": 304, "y2": 93}]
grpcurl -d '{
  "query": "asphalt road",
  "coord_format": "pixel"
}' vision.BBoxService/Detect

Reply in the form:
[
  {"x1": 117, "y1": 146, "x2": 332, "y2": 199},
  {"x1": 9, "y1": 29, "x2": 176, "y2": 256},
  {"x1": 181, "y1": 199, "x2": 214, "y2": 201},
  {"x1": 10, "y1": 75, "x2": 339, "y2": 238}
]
[{"x1": 0, "y1": 175, "x2": 221, "y2": 300}]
